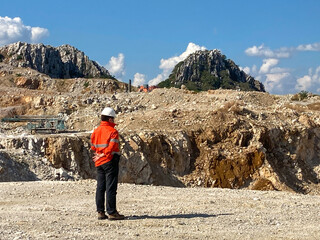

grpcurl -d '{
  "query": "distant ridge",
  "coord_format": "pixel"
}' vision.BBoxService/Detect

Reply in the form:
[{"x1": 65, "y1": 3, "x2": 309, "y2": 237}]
[{"x1": 0, "y1": 42, "x2": 112, "y2": 79}]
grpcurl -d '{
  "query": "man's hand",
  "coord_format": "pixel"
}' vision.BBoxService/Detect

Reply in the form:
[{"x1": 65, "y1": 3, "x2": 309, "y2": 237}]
[{"x1": 93, "y1": 153, "x2": 105, "y2": 162}]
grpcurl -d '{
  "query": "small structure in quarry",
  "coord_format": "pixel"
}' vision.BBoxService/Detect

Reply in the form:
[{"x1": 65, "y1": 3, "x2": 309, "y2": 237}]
[{"x1": 1, "y1": 115, "x2": 66, "y2": 134}]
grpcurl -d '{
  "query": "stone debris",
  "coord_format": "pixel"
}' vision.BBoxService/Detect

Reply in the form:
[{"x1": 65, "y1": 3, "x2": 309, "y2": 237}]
[{"x1": 1, "y1": 181, "x2": 320, "y2": 239}]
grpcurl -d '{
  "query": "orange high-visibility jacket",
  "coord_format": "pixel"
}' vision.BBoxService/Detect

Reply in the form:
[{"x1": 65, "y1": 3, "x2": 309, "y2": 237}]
[{"x1": 90, "y1": 121, "x2": 120, "y2": 167}]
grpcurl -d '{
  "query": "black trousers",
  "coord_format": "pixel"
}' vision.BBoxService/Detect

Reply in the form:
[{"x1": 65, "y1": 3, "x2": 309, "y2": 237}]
[{"x1": 96, "y1": 155, "x2": 120, "y2": 214}]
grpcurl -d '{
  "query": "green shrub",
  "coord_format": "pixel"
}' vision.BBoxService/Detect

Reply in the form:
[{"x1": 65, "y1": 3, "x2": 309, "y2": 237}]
[
  {"x1": 299, "y1": 90, "x2": 309, "y2": 99},
  {"x1": 218, "y1": 70, "x2": 235, "y2": 89},
  {"x1": 101, "y1": 73, "x2": 115, "y2": 79},
  {"x1": 157, "y1": 78, "x2": 174, "y2": 88},
  {"x1": 83, "y1": 81, "x2": 90, "y2": 88},
  {"x1": 200, "y1": 71, "x2": 220, "y2": 90},
  {"x1": 238, "y1": 82, "x2": 253, "y2": 91},
  {"x1": 17, "y1": 55, "x2": 23, "y2": 60},
  {"x1": 291, "y1": 90, "x2": 309, "y2": 101},
  {"x1": 185, "y1": 81, "x2": 200, "y2": 92}
]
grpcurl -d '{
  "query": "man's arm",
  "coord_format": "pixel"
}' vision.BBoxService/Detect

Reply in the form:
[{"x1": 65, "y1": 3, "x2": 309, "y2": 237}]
[
  {"x1": 103, "y1": 131, "x2": 120, "y2": 156},
  {"x1": 90, "y1": 132, "x2": 96, "y2": 152}
]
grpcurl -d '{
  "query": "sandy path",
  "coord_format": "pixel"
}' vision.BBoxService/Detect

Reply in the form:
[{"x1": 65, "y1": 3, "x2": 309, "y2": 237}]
[{"x1": 0, "y1": 180, "x2": 320, "y2": 239}]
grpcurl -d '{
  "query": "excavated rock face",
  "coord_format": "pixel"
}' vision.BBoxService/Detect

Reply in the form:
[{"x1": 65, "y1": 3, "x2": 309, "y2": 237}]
[
  {"x1": 159, "y1": 49, "x2": 265, "y2": 92},
  {"x1": 0, "y1": 132, "x2": 191, "y2": 186},
  {"x1": 0, "y1": 42, "x2": 111, "y2": 79},
  {"x1": 257, "y1": 126, "x2": 320, "y2": 192},
  {"x1": 119, "y1": 131, "x2": 194, "y2": 187},
  {"x1": 0, "y1": 134, "x2": 95, "y2": 181},
  {"x1": 1, "y1": 116, "x2": 319, "y2": 194}
]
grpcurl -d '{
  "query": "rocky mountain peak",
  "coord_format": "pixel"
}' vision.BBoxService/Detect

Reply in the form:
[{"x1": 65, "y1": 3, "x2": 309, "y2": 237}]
[
  {"x1": 0, "y1": 42, "x2": 111, "y2": 79},
  {"x1": 158, "y1": 49, "x2": 265, "y2": 92}
]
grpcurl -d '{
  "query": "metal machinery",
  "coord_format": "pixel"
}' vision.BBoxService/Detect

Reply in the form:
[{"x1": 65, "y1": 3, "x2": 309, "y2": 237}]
[{"x1": 1, "y1": 115, "x2": 66, "y2": 134}]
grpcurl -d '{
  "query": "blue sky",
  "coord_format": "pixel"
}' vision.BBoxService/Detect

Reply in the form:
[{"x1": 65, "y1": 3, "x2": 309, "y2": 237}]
[{"x1": 1, "y1": 0, "x2": 320, "y2": 94}]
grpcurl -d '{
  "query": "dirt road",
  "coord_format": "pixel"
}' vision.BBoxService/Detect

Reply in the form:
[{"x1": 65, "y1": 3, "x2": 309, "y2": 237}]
[{"x1": 0, "y1": 180, "x2": 319, "y2": 239}]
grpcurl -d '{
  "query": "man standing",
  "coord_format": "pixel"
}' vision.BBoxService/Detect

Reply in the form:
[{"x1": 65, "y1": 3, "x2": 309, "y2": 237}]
[{"x1": 90, "y1": 107, "x2": 125, "y2": 220}]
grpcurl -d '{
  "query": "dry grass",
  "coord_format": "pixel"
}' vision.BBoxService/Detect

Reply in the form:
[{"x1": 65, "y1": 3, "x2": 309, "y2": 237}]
[
  {"x1": 307, "y1": 102, "x2": 320, "y2": 111},
  {"x1": 284, "y1": 102, "x2": 320, "y2": 112},
  {"x1": 284, "y1": 103, "x2": 307, "y2": 112}
]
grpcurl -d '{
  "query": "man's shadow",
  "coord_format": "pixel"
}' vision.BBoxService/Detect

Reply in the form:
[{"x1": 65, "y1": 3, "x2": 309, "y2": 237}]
[{"x1": 127, "y1": 213, "x2": 233, "y2": 220}]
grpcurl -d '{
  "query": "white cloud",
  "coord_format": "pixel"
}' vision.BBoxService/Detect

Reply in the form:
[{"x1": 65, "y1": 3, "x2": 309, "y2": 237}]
[
  {"x1": 259, "y1": 58, "x2": 279, "y2": 74},
  {"x1": 242, "y1": 58, "x2": 293, "y2": 93},
  {"x1": 245, "y1": 44, "x2": 291, "y2": 58},
  {"x1": 244, "y1": 42, "x2": 320, "y2": 94},
  {"x1": 251, "y1": 65, "x2": 258, "y2": 75},
  {"x1": 159, "y1": 42, "x2": 207, "y2": 71},
  {"x1": 295, "y1": 66, "x2": 320, "y2": 92},
  {"x1": 240, "y1": 66, "x2": 251, "y2": 75},
  {"x1": 297, "y1": 42, "x2": 320, "y2": 51},
  {"x1": 269, "y1": 67, "x2": 291, "y2": 74},
  {"x1": 0, "y1": 16, "x2": 49, "y2": 46},
  {"x1": 31, "y1": 27, "x2": 49, "y2": 42},
  {"x1": 106, "y1": 53, "x2": 125, "y2": 80},
  {"x1": 295, "y1": 75, "x2": 312, "y2": 91},
  {"x1": 148, "y1": 72, "x2": 167, "y2": 86},
  {"x1": 240, "y1": 65, "x2": 259, "y2": 76},
  {"x1": 246, "y1": 42, "x2": 320, "y2": 59},
  {"x1": 132, "y1": 72, "x2": 146, "y2": 87},
  {"x1": 148, "y1": 42, "x2": 206, "y2": 86},
  {"x1": 264, "y1": 72, "x2": 291, "y2": 92}
]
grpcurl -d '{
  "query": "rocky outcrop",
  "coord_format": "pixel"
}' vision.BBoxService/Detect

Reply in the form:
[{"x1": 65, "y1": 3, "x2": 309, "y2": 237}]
[
  {"x1": 0, "y1": 42, "x2": 111, "y2": 79},
  {"x1": 0, "y1": 63, "x2": 128, "y2": 93},
  {"x1": 158, "y1": 49, "x2": 265, "y2": 92},
  {"x1": 14, "y1": 76, "x2": 40, "y2": 89},
  {"x1": 0, "y1": 132, "x2": 190, "y2": 186},
  {"x1": 1, "y1": 117, "x2": 320, "y2": 194},
  {"x1": 0, "y1": 134, "x2": 95, "y2": 181}
]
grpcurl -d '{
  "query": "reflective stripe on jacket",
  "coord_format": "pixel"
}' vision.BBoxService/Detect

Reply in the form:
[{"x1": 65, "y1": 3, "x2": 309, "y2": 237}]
[{"x1": 90, "y1": 121, "x2": 120, "y2": 167}]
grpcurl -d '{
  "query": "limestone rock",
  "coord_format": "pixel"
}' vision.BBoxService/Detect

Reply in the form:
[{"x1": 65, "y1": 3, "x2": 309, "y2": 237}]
[
  {"x1": 15, "y1": 76, "x2": 40, "y2": 89},
  {"x1": 0, "y1": 42, "x2": 111, "y2": 79}
]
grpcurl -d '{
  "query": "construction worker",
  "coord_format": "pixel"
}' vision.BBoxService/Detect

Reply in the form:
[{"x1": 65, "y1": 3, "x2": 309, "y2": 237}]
[{"x1": 90, "y1": 107, "x2": 125, "y2": 220}]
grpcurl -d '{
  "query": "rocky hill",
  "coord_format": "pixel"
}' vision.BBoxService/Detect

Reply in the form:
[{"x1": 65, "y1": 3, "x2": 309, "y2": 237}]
[
  {"x1": 158, "y1": 50, "x2": 265, "y2": 92},
  {"x1": 0, "y1": 42, "x2": 111, "y2": 79}
]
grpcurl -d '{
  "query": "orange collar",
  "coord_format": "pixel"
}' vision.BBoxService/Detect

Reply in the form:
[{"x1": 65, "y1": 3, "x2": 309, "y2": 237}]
[{"x1": 100, "y1": 121, "x2": 116, "y2": 128}]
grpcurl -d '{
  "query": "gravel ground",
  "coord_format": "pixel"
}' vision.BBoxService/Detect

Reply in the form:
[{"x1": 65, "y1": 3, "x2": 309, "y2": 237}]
[{"x1": 0, "y1": 180, "x2": 320, "y2": 240}]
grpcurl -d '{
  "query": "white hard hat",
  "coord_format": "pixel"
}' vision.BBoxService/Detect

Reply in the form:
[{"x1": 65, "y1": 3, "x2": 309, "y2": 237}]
[{"x1": 101, "y1": 107, "x2": 116, "y2": 117}]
